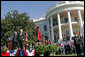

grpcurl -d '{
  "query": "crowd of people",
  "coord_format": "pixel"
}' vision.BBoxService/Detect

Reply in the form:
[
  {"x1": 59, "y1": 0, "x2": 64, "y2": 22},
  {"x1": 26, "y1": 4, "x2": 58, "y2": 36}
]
[
  {"x1": 42, "y1": 32, "x2": 84, "y2": 56},
  {"x1": 55, "y1": 32, "x2": 84, "y2": 56},
  {"x1": 1, "y1": 28, "x2": 84, "y2": 56}
]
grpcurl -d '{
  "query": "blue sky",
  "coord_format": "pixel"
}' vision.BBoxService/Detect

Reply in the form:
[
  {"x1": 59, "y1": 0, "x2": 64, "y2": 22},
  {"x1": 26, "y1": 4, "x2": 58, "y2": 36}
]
[{"x1": 1, "y1": 1, "x2": 60, "y2": 20}]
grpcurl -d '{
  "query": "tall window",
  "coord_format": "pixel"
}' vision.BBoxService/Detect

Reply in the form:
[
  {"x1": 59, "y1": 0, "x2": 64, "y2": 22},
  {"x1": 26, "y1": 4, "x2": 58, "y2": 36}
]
[
  {"x1": 44, "y1": 25, "x2": 47, "y2": 31},
  {"x1": 64, "y1": 18, "x2": 68, "y2": 23}
]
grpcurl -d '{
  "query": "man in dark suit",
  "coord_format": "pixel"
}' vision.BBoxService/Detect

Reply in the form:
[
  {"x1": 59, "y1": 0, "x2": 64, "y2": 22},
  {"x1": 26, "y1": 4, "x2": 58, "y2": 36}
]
[
  {"x1": 72, "y1": 32, "x2": 81, "y2": 56},
  {"x1": 13, "y1": 30, "x2": 18, "y2": 49},
  {"x1": 19, "y1": 29, "x2": 25, "y2": 49}
]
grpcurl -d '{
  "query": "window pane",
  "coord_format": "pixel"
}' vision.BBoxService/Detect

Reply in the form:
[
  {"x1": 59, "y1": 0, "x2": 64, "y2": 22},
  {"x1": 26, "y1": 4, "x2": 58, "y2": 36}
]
[
  {"x1": 44, "y1": 25, "x2": 47, "y2": 31},
  {"x1": 64, "y1": 18, "x2": 68, "y2": 23}
]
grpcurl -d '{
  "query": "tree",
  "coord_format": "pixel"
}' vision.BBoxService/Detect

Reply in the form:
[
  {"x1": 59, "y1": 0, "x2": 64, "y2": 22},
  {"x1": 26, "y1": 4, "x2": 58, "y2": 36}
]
[{"x1": 1, "y1": 10, "x2": 38, "y2": 46}]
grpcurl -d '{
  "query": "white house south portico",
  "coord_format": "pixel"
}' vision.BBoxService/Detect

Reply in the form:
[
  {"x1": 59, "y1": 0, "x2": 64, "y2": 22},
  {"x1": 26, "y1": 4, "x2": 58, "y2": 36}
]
[{"x1": 33, "y1": 1, "x2": 84, "y2": 42}]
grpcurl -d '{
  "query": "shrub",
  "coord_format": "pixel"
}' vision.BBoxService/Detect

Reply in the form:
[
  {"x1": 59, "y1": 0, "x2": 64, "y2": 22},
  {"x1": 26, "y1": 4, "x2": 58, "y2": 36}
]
[
  {"x1": 52, "y1": 45, "x2": 57, "y2": 52},
  {"x1": 35, "y1": 44, "x2": 57, "y2": 56},
  {"x1": 45, "y1": 45, "x2": 57, "y2": 56},
  {"x1": 35, "y1": 45, "x2": 47, "y2": 56},
  {"x1": 44, "y1": 45, "x2": 53, "y2": 56}
]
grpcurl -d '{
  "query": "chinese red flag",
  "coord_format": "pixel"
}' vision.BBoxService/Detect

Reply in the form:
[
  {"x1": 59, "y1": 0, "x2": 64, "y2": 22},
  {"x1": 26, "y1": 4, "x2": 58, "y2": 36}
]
[
  {"x1": 37, "y1": 27, "x2": 41, "y2": 41},
  {"x1": 25, "y1": 33, "x2": 28, "y2": 44}
]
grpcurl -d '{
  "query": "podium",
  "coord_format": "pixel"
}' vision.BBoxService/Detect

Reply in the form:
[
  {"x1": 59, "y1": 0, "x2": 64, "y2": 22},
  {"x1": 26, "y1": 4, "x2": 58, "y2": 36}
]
[
  {"x1": 8, "y1": 41, "x2": 14, "y2": 50},
  {"x1": 7, "y1": 36, "x2": 14, "y2": 50}
]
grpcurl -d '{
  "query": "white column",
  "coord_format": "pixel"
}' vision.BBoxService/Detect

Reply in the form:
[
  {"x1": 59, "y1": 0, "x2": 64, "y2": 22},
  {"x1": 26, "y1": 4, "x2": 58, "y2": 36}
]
[
  {"x1": 50, "y1": 17, "x2": 54, "y2": 42},
  {"x1": 67, "y1": 11, "x2": 73, "y2": 39},
  {"x1": 57, "y1": 13, "x2": 62, "y2": 40},
  {"x1": 47, "y1": 20, "x2": 51, "y2": 41},
  {"x1": 78, "y1": 10, "x2": 83, "y2": 36}
]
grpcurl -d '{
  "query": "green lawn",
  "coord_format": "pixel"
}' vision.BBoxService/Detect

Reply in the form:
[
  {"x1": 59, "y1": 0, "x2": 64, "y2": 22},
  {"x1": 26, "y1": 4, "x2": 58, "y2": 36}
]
[{"x1": 55, "y1": 53, "x2": 84, "y2": 56}]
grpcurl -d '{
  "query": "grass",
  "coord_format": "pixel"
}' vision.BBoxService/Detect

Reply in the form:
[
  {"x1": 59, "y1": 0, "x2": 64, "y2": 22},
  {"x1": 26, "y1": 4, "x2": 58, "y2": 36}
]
[{"x1": 55, "y1": 53, "x2": 84, "y2": 56}]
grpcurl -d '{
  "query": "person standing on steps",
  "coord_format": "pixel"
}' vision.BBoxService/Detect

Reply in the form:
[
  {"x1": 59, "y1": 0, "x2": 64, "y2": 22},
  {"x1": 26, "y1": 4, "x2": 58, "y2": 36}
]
[
  {"x1": 13, "y1": 30, "x2": 18, "y2": 49},
  {"x1": 19, "y1": 29, "x2": 25, "y2": 49}
]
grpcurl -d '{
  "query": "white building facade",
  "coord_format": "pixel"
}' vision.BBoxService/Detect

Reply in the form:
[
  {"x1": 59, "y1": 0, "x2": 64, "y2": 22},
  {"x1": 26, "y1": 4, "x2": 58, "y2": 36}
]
[{"x1": 33, "y1": 1, "x2": 84, "y2": 42}]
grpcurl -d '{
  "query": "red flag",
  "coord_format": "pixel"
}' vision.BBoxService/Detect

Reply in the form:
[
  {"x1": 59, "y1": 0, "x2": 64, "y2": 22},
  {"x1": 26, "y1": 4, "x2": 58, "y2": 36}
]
[
  {"x1": 25, "y1": 33, "x2": 28, "y2": 44},
  {"x1": 37, "y1": 27, "x2": 41, "y2": 41},
  {"x1": 75, "y1": 32, "x2": 79, "y2": 36}
]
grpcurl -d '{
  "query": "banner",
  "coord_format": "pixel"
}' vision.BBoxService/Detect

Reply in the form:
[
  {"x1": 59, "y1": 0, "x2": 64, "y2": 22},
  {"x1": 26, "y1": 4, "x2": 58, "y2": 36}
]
[
  {"x1": 1, "y1": 49, "x2": 35, "y2": 56},
  {"x1": 24, "y1": 49, "x2": 35, "y2": 56},
  {"x1": 1, "y1": 49, "x2": 20, "y2": 56}
]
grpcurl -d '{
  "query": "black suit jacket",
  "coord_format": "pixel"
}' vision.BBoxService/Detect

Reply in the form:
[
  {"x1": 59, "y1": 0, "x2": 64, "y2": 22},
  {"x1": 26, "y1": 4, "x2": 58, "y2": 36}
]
[
  {"x1": 19, "y1": 32, "x2": 25, "y2": 41},
  {"x1": 13, "y1": 33, "x2": 18, "y2": 42}
]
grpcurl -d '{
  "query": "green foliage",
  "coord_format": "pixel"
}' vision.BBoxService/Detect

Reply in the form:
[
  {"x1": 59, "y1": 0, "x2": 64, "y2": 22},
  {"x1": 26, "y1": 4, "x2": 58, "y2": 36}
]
[
  {"x1": 1, "y1": 10, "x2": 38, "y2": 46},
  {"x1": 47, "y1": 45, "x2": 53, "y2": 52},
  {"x1": 1, "y1": 39, "x2": 5, "y2": 46},
  {"x1": 35, "y1": 45, "x2": 47, "y2": 56},
  {"x1": 35, "y1": 45, "x2": 57, "y2": 56},
  {"x1": 45, "y1": 45, "x2": 57, "y2": 56},
  {"x1": 52, "y1": 45, "x2": 57, "y2": 52}
]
